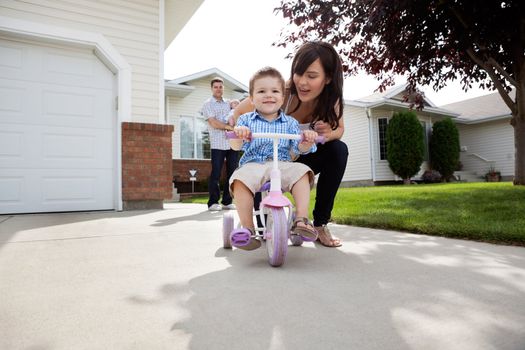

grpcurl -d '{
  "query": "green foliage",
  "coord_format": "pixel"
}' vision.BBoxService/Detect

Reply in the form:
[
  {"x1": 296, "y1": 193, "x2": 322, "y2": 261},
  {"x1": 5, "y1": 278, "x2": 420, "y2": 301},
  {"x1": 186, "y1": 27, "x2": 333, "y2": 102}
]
[
  {"x1": 429, "y1": 118, "x2": 460, "y2": 181},
  {"x1": 386, "y1": 111, "x2": 425, "y2": 183},
  {"x1": 275, "y1": 0, "x2": 517, "y2": 101}
]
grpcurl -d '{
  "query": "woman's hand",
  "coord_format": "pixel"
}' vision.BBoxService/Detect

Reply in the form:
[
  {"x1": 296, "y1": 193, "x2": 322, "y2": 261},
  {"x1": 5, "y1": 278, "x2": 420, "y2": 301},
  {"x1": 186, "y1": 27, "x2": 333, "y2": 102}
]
[
  {"x1": 313, "y1": 120, "x2": 345, "y2": 141},
  {"x1": 313, "y1": 121, "x2": 332, "y2": 140},
  {"x1": 299, "y1": 130, "x2": 318, "y2": 153}
]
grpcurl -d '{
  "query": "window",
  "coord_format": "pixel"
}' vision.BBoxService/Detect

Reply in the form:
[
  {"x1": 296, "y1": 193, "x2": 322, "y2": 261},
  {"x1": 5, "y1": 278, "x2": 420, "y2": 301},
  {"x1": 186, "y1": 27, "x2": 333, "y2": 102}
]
[
  {"x1": 180, "y1": 115, "x2": 210, "y2": 159},
  {"x1": 378, "y1": 117, "x2": 388, "y2": 160}
]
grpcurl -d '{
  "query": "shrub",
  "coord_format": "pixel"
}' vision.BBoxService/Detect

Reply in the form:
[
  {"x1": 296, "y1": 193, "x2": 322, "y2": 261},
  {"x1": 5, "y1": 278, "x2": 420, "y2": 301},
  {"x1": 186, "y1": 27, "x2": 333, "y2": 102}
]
[
  {"x1": 430, "y1": 118, "x2": 460, "y2": 181},
  {"x1": 386, "y1": 111, "x2": 425, "y2": 184}
]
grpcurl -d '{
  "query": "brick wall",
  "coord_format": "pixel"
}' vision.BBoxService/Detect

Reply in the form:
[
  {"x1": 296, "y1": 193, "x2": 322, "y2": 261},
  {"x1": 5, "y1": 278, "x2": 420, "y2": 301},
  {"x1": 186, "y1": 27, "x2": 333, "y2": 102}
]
[
  {"x1": 173, "y1": 159, "x2": 227, "y2": 193},
  {"x1": 122, "y1": 122, "x2": 174, "y2": 209}
]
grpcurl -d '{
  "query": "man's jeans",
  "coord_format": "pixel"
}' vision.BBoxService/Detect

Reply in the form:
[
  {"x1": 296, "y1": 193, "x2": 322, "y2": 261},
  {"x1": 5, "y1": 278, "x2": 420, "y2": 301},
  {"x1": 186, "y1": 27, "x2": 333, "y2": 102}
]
[{"x1": 208, "y1": 149, "x2": 239, "y2": 208}]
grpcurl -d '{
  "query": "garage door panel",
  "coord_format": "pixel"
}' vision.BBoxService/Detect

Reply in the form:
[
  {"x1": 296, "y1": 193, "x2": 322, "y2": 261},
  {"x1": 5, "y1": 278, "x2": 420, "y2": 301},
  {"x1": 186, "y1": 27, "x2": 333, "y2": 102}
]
[
  {"x1": 0, "y1": 39, "x2": 25, "y2": 70},
  {"x1": 0, "y1": 78, "x2": 113, "y2": 129},
  {"x1": 0, "y1": 176, "x2": 24, "y2": 203},
  {"x1": 41, "y1": 86, "x2": 114, "y2": 129},
  {"x1": 0, "y1": 38, "x2": 116, "y2": 214},
  {"x1": 0, "y1": 38, "x2": 114, "y2": 89},
  {"x1": 0, "y1": 169, "x2": 113, "y2": 213},
  {"x1": 1, "y1": 124, "x2": 113, "y2": 169},
  {"x1": 42, "y1": 47, "x2": 114, "y2": 89},
  {"x1": 0, "y1": 130, "x2": 24, "y2": 159},
  {"x1": 0, "y1": 85, "x2": 25, "y2": 115}
]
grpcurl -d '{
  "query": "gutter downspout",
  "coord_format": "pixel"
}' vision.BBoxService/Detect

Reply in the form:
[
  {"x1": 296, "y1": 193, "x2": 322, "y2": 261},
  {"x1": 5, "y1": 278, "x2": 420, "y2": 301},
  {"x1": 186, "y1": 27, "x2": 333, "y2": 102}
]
[{"x1": 366, "y1": 107, "x2": 376, "y2": 182}]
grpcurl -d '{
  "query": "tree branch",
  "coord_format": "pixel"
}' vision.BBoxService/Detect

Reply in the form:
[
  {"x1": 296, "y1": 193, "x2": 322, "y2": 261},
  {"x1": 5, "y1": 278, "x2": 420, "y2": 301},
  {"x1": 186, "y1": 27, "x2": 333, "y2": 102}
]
[
  {"x1": 486, "y1": 57, "x2": 517, "y2": 86},
  {"x1": 466, "y1": 48, "x2": 517, "y2": 114}
]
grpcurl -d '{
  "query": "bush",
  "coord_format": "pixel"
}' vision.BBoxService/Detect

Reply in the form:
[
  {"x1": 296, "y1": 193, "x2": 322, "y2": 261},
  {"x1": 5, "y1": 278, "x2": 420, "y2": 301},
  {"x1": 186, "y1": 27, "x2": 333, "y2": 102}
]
[
  {"x1": 430, "y1": 118, "x2": 460, "y2": 181},
  {"x1": 386, "y1": 111, "x2": 425, "y2": 184}
]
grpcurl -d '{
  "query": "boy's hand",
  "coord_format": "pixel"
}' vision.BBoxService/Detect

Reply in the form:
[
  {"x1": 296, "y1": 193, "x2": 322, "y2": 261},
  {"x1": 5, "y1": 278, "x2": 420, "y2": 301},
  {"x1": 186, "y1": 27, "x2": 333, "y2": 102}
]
[{"x1": 234, "y1": 126, "x2": 252, "y2": 141}]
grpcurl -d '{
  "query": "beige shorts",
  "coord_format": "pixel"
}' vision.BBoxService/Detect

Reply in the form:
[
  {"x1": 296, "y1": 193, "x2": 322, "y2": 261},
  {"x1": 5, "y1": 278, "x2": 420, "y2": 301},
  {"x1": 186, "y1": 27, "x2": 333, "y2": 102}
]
[{"x1": 229, "y1": 161, "x2": 314, "y2": 196}]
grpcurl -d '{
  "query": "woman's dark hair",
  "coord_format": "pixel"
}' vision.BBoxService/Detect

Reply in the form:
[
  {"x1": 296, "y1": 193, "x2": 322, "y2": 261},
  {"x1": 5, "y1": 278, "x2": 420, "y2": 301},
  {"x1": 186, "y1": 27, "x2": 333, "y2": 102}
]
[{"x1": 289, "y1": 41, "x2": 344, "y2": 130}]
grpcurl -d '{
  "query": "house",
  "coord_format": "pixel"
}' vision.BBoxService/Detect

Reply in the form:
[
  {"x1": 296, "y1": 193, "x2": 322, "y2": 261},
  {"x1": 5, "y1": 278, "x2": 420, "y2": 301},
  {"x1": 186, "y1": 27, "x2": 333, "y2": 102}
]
[
  {"x1": 0, "y1": 0, "x2": 204, "y2": 214},
  {"x1": 165, "y1": 68, "x2": 248, "y2": 191},
  {"x1": 339, "y1": 84, "x2": 460, "y2": 185},
  {"x1": 341, "y1": 85, "x2": 514, "y2": 184},
  {"x1": 441, "y1": 91, "x2": 514, "y2": 181}
]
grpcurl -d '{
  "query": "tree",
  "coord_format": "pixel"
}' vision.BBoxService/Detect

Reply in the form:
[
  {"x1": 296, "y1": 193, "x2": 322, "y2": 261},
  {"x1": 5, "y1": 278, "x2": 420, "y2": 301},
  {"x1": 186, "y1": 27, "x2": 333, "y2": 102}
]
[
  {"x1": 386, "y1": 111, "x2": 425, "y2": 184},
  {"x1": 275, "y1": 0, "x2": 525, "y2": 185},
  {"x1": 430, "y1": 118, "x2": 460, "y2": 181}
]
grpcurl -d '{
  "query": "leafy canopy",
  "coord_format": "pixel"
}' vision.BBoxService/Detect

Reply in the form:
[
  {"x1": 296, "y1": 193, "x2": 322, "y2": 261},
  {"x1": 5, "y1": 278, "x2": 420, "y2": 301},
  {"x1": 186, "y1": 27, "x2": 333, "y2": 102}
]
[{"x1": 275, "y1": 0, "x2": 520, "y2": 112}]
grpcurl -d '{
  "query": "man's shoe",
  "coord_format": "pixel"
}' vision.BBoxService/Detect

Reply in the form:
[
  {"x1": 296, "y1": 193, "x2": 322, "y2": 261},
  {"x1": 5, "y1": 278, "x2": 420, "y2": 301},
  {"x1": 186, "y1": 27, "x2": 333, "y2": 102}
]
[
  {"x1": 223, "y1": 203, "x2": 236, "y2": 210},
  {"x1": 208, "y1": 203, "x2": 222, "y2": 211}
]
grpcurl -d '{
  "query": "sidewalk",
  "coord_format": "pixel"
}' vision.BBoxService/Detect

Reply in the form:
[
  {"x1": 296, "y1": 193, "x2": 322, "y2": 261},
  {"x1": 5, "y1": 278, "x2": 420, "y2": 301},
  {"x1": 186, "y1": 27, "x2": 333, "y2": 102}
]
[{"x1": 1, "y1": 203, "x2": 524, "y2": 350}]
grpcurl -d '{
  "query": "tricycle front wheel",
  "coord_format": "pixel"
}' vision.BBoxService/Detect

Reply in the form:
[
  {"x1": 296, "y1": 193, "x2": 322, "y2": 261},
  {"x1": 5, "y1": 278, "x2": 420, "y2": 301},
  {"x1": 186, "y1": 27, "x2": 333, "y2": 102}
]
[{"x1": 264, "y1": 207, "x2": 288, "y2": 267}]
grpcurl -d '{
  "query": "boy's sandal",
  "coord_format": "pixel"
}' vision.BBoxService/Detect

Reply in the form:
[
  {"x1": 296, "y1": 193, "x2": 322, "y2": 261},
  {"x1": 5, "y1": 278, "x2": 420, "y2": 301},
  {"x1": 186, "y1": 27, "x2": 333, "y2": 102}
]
[
  {"x1": 315, "y1": 225, "x2": 342, "y2": 247},
  {"x1": 230, "y1": 228, "x2": 261, "y2": 251},
  {"x1": 291, "y1": 217, "x2": 318, "y2": 242}
]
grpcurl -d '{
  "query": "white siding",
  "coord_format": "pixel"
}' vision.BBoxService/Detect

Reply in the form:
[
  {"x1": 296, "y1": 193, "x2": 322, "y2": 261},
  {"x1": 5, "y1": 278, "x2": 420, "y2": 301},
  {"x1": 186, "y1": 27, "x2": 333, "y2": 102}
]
[
  {"x1": 167, "y1": 77, "x2": 245, "y2": 159},
  {"x1": 369, "y1": 109, "x2": 432, "y2": 181},
  {"x1": 0, "y1": 0, "x2": 161, "y2": 123},
  {"x1": 457, "y1": 119, "x2": 514, "y2": 176},
  {"x1": 342, "y1": 105, "x2": 372, "y2": 182}
]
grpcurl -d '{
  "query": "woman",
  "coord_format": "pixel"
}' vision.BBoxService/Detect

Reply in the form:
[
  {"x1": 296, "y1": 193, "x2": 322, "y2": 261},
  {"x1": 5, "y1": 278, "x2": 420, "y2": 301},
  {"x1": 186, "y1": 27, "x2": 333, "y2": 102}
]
[{"x1": 232, "y1": 41, "x2": 348, "y2": 247}]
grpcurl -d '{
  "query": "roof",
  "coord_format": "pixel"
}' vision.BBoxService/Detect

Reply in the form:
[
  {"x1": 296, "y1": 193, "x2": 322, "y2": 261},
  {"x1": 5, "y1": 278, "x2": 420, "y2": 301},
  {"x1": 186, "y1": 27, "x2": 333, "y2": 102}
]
[
  {"x1": 353, "y1": 83, "x2": 437, "y2": 108},
  {"x1": 167, "y1": 67, "x2": 248, "y2": 94},
  {"x1": 346, "y1": 83, "x2": 459, "y2": 118},
  {"x1": 439, "y1": 90, "x2": 513, "y2": 124}
]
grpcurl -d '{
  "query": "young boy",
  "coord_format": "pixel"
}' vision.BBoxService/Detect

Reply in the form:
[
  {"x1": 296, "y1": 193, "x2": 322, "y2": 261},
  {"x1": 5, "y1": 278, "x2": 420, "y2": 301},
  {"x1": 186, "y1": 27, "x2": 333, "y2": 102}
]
[{"x1": 229, "y1": 67, "x2": 318, "y2": 250}]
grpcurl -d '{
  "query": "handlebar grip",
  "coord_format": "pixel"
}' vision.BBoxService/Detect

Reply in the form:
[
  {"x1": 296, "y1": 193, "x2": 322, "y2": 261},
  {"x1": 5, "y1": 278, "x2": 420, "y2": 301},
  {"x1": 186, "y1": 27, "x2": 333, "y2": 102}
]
[
  {"x1": 300, "y1": 133, "x2": 326, "y2": 144},
  {"x1": 225, "y1": 131, "x2": 238, "y2": 139}
]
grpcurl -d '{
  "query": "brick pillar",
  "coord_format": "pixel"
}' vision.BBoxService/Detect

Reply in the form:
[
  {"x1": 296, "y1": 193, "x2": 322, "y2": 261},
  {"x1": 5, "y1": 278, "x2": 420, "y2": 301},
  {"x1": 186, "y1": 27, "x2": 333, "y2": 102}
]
[{"x1": 122, "y1": 122, "x2": 174, "y2": 210}]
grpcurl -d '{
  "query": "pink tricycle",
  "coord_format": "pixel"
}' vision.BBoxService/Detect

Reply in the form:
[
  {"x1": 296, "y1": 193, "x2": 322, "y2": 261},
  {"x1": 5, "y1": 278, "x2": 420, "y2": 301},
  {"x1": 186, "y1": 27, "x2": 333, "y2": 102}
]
[{"x1": 222, "y1": 131, "x2": 324, "y2": 267}]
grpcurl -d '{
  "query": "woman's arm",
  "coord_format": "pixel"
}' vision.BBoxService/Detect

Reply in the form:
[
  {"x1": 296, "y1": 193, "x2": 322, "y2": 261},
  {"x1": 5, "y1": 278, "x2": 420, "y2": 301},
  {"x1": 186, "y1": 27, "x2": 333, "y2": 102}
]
[
  {"x1": 230, "y1": 98, "x2": 254, "y2": 125},
  {"x1": 207, "y1": 117, "x2": 234, "y2": 131}
]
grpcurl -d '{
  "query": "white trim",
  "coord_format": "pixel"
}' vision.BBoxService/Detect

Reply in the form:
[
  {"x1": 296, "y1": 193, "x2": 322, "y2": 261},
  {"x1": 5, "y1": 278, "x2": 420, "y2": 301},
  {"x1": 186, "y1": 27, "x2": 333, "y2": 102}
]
[
  {"x1": 159, "y1": 0, "x2": 166, "y2": 123},
  {"x1": 455, "y1": 113, "x2": 512, "y2": 124},
  {"x1": 169, "y1": 67, "x2": 248, "y2": 92},
  {"x1": 365, "y1": 107, "x2": 376, "y2": 181},
  {"x1": 0, "y1": 15, "x2": 132, "y2": 211}
]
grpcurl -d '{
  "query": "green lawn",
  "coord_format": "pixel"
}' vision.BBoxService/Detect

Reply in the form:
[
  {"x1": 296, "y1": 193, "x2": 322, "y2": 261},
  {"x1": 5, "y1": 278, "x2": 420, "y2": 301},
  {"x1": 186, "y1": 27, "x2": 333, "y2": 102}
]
[{"x1": 181, "y1": 182, "x2": 525, "y2": 246}]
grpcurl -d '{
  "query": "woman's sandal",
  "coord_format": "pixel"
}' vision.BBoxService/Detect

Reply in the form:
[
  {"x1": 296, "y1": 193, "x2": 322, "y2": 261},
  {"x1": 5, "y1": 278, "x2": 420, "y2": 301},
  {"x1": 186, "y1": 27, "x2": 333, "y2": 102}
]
[
  {"x1": 315, "y1": 225, "x2": 342, "y2": 247},
  {"x1": 291, "y1": 217, "x2": 318, "y2": 242}
]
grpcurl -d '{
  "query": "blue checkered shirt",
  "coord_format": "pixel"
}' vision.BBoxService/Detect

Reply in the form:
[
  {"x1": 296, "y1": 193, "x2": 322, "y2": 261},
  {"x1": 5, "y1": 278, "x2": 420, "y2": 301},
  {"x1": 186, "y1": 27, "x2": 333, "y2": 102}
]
[
  {"x1": 201, "y1": 97, "x2": 231, "y2": 150},
  {"x1": 237, "y1": 110, "x2": 316, "y2": 166}
]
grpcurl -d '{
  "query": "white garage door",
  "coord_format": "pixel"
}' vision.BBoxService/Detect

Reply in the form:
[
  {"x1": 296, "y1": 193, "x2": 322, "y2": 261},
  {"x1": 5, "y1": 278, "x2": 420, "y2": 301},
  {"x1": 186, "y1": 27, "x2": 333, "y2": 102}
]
[{"x1": 0, "y1": 37, "x2": 116, "y2": 214}]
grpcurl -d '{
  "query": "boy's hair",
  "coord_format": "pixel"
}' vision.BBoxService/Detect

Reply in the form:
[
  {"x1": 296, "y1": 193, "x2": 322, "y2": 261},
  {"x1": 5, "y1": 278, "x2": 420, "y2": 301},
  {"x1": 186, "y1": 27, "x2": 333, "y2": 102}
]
[
  {"x1": 210, "y1": 77, "x2": 224, "y2": 87},
  {"x1": 249, "y1": 67, "x2": 285, "y2": 96}
]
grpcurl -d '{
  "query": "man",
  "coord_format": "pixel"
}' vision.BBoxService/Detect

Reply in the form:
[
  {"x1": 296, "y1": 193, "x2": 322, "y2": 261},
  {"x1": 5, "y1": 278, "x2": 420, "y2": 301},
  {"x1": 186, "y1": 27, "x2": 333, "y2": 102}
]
[{"x1": 201, "y1": 77, "x2": 239, "y2": 211}]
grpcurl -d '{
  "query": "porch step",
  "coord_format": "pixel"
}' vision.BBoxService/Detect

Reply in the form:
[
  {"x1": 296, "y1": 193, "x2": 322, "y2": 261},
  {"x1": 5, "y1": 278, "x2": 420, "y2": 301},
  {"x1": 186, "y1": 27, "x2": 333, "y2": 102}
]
[{"x1": 454, "y1": 171, "x2": 484, "y2": 183}]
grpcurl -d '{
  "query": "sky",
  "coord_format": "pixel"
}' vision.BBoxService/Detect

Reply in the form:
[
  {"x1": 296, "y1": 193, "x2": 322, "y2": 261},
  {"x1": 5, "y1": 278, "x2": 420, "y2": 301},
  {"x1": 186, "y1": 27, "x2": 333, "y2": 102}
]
[{"x1": 164, "y1": 0, "x2": 493, "y2": 106}]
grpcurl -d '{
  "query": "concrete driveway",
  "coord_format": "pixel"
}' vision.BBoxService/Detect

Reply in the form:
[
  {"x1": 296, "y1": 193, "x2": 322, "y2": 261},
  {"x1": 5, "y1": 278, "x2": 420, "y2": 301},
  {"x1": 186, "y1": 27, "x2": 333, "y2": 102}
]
[{"x1": 1, "y1": 203, "x2": 524, "y2": 350}]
